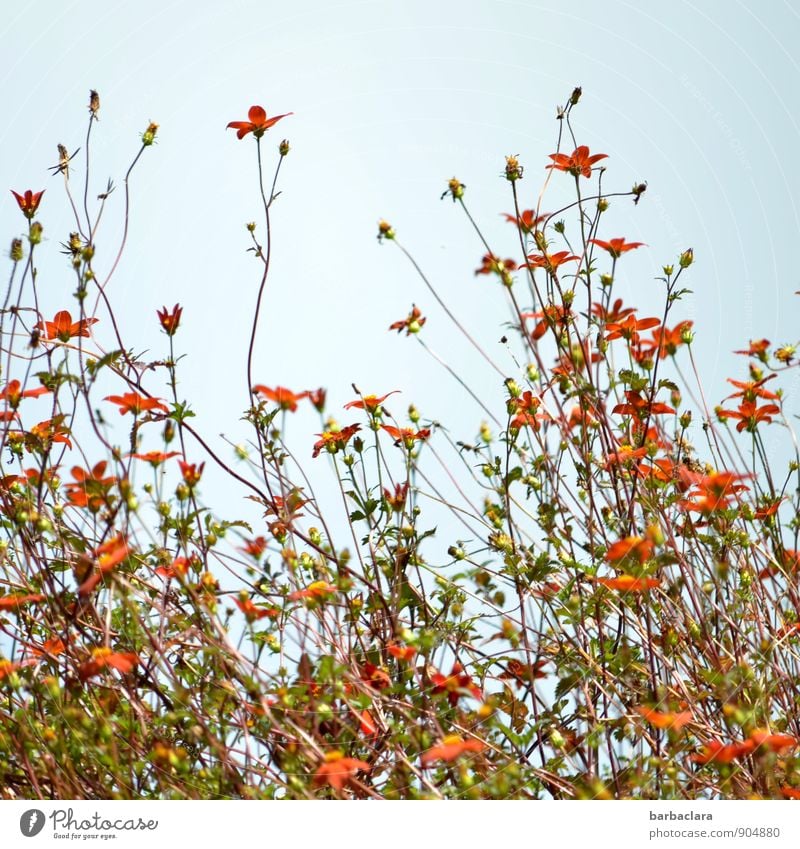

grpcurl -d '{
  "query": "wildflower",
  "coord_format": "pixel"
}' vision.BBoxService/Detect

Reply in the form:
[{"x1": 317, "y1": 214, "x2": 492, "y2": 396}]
[
  {"x1": 130, "y1": 450, "x2": 180, "y2": 466},
  {"x1": 359, "y1": 709, "x2": 378, "y2": 737},
  {"x1": 474, "y1": 253, "x2": 517, "y2": 285},
  {"x1": 10, "y1": 189, "x2": 44, "y2": 219},
  {"x1": 383, "y1": 482, "x2": 409, "y2": 513},
  {"x1": 592, "y1": 298, "x2": 636, "y2": 324},
  {"x1": 724, "y1": 374, "x2": 779, "y2": 403},
  {"x1": 635, "y1": 706, "x2": 693, "y2": 731},
  {"x1": 77, "y1": 536, "x2": 131, "y2": 596},
  {"x1": 547, "y1": 145, "x2": 608, "y2": 178},
  {"x1": 749, "y1": 728, "x2": 798, "y2": 753},
  {"x1": 380, "y1": 424, "x2": 430, "y2": 448},
  {"x1": 605, "y1": 536, "x2": 654, "y2": 565},
  {"x1": 0, "y1": 379, "x2": 49, "y2": 410},
  {"x1": 502, "y1": 209, "x2": 548, "y2": 234},
  {"x1": 677, "y1": 470, "x2": 750, "y2": 514},
  {"x1": 252, "y1": 385, "x2": 308, "y2": 412},
  {"x1": 344, "y1": 390, "x2": 399, "y2": 413},
  {"x1": 227, "y1": 105, "x2": 292, "y2": 140},
  {"x1": 240, "y1": 536, "x2": 268, "y2": 559},
  {"x1": 0, "y1": 593, "x2": 46, "y2": 612},
  {"x1": 361, "y1": 662, "x2": 391, "y2": 690},
  {"x1": 522, "y1": 304, "x2": 572, "y2": 341},
  {"x1": 690, "y1": 739, "x2": 755, "y2": 765},
  {"x1": 235, "y1": 595, "x2": 279, "y2": 622},
  {"x1": 387, "y1": 642, "x2": 416, "y2": 662},
  {"x1": 288, "y1": 580, "x2": 337, "y2": 601},
  {"x1": 421, "y1": 734, "x2": 485, "y2": 766},
  {"x1": 64, "y1": 461, "x2": 116, "y2": 512},
  {"x1": 157, "y1": 303, "x2": 183, "y2": 335},
  {"x1": 595, "y1": 575, "x2": 660, "y2": 592},
  {"x1": 430, "y1": 662, "x2": 482, "y2": 706},
  {"x1": 313, "y1": 751, "x2": 370, "y2": 792},
  {"x1": 178, "y1": 460, "x2": 204, "y2": 487},
  {"x1": 312, "y1": 423, "x2": 361, "y2": 458},
  {"x1": 155, "y1": 557, "x2": 192, "y2": 579},
  {"x1": 104, "y1": 392, "x2": 168, "y2": 416},
  {"x1": 522, "y1": 250, "x2": 580, "y2": 272},
  {"x1": 643, "y1": 320, "x2": 694, "y2": 360},
  {"x1": 605, "y1": 314, "x2": 661, "y2": 343},
  {"x1": 389, "y1": 304, "x2": 426, "y2": 335},
  {"x1": 590, "y1": 237, "x2": 645, "y2": 258},
  {"x1": 35, "y1": 310, "x2": 98, "y2": 342},
  {"x1": 78, "y1": 647, "x2": 140, "y2": 682},
  {"x1": 308, "y1": 388, "x2": 327, "y2": 412},
  {"x1": 734, "y1": 339, "x2": 770, "y2": 360},
  {"x1": 497, "y1": 658, "x2": 548, "y2": 688},
  {"x1": 717, "y1": 399, "x2": 781, "y2": 433},
  {"x1": 28, "y1": 416, "x2": 72, "y2": 450},
  {"x1": 612, "y1": 390, "x2": 675, "y2": 420}
]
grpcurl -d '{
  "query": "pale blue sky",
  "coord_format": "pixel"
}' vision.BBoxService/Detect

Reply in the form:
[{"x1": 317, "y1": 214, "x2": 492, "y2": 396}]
[{"x1": 1, "y1": 0, "x2": 798, "y2": 524}]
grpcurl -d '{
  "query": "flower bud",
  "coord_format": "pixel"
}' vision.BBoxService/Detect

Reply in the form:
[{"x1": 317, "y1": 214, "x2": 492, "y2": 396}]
[
  {"x1": 89, "y1": 90, "x2": 100, "y2": 116},
  {"x1": 141, "y1": 121, "x2": 158, "y2": 146},
  {"x1": 442, "y1": 177, "x2": 465, "y2": 202},
  {"x1": 597, "y1": 198, "x2": 609, "y2": 213},
  {"x1": 279, "y1": 139, "x2": 290, "y2": 156},
  {"x1": 377, "y1": 219, "x2": 395, "y2": 242},
  {"x1": 570, "y1": 86, "x2": 582, "y2": 105},
  {"x1": 9, "y1": 239, "x2": 23, "y2": 262},
  {"x1": 29, "y1": 222, "x2": 43, "y2": 245},
  {"x1": 504, "y1": 155, "x2": 523, "y2": 182},
  {"x1": 679, "y1": 248, "x2": 694, "y2": 268}
]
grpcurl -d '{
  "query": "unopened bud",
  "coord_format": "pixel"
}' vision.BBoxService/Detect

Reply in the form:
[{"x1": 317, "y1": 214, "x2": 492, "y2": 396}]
[
  {"x1": 279, "y1": 139, "x2": 290, "y2": 156},
  {"x1": 9, "y1": 239, "x2": 23, "y2": 262},
  {"x1": 679, "y1": 248, "x2": 694, "y2": 268}
]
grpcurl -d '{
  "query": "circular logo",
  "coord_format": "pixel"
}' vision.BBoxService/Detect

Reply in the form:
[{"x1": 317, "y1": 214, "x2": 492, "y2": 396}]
[{"x1": 20, "y1": 810, "x2": 46, "y2": 837}]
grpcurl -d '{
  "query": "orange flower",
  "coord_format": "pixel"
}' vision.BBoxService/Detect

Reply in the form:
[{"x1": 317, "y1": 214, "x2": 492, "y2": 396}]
[
  {"x1": 11, "y1": 189, "x2": 44, "y2": 219},
  {"x1": 344, "y1": 390, "x2": 399, "y2": 413},
  {"x1": 36, "y1": 310, "x2": 98, "y2": 342},
  {"x1": 235, "y1": 595, "x2": 279, "y2": 623},
  {"x1": 0, "y1": 593, "x2": 46, "y2": 612},
  {"x1": 781, "y1": 786, "x2": 800, "y2": 799},
  {"x1": 78, "y1": 647, "x2": 140, "y2": 681},
  {"x1": 29, "y1": 416, "x2": 72, "y2": 449},
  {"x1": 635, "y1": 706, "x2": 693, "y2": 730},
  {"x1": 605, "y1": 314, "x2": 661, "y2": 343},
  {"x1": 178, "y1": 460, "x2": 204, "y2": 487},
  {"x1": 312, "y1": 423, "x2": 361, "y2": 458},
  {"x1": 308, "y1": 387, "x2": 327, "y2": 412},
  {"x1": 65, "y1": 461, "x2": 116, "y2": 512},
  {"x1": 0, "y1": 659, "x2": 22, "y2": 680},
  {"x1": 389, "y1": 304, "x2": 426, "y2": 336},
  {"x1": 156, "y1": 303, "x2": 182, "y2": 336},
  {"x1": 155, "y1": 557, "x2": 192, "y2": 579},
  {"x1": 591, "y1": 297, "x2": 636, "y2": 324},
  {"x1": 502, "y1": 209, "x2": 548, "y2": 234},
  {"x1": 380, "y1": 424, "x2": 430, "y2": 448},
  {"x1": 595, "y1": 575, "x2": 660, "y2": 592},
  {"x1": 252, "y1": 385, "x2": 309, "y2": 412},
  {"x1": 523, "y1": 250, "x2": 580, "y2": 272},
  {"x1": 498, "y1": 658, "x2": 548, "y2": 688},
  {"x1": 288, "y1": 580, "x2": 337, "y2": 601},
  {"x1": 474, "y1": 253, "x2": 517, "y2": 279},
  {"x1": 547, "y1": 145, "x2": 608, "y2": 178},
  {"x1": 0, "y1": 379, "x2": 49, "y2": 410},
  {"x1": 104, "y1": 392, "x2": 168, "y2": 416},
  {"x1": 130, "y1": 450, "x2": 180, "y2": 466},
  {"x1": 387, "y1": 642, "x2": 416, "y2": 662},
  {"x1": 605, "y1": 536, "x2": 654, "y2": 565},
  {"x1": 240, "y1": 536, "x2": 268, "y2": 559},
  {"x1": 313, "y1": 750, "x2": 370, "y2": 792},
  {"x1": 227, "y1": 105, "x2": 292, "y2": 140},
  {"x1": 590, "y1": 237, "x2": 645, "y2": 258},
  {"x1": 677, "y1": 470, "x2": 750, "y2": 514},
  {"x1": 359, "y1": 709, "x2": 378, "y2": 737},
  {"x1": 690, "y1": 739, "x2": 755, "y2": 765},
  {"x1": 361, "y1": 662, "x2": 391, "y2": 690},
  {"x1": 77, "y1": 536, "x2": 131, "y2": 596},
  {"x1": 612, "y1": 389, "x2": 675, "y2": 420},
  {"x1": 430, "y1": 662, "x2": 482, "y2": 706},
  {"x1": 749, "y1": 728, "x2": 798, "y2": 753},
  {"x1": 421, "y1": 734, "x2": 485, "y2": 766},
  {"x1": 28, "y1": 636, "x2": 66, "y2": 659},
  {"x1": 383, "y1": 482, "x2": 409, "y2": 513},
  {"x1": 734, "y1": 339, "x2": 770, "y2": 359},
  {"x1": 717, "y1": 399, "x2": 781, "y2": 433}
]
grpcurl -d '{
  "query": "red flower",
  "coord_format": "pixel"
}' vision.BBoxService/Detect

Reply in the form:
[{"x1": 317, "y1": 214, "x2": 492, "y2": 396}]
[
  {"x1": 157, "y1": 303, "x2": 183, "y2": 336},
  {"x1": 734, "y1": 339, "x2": 770, "y2": 359},
  {"x1": 65, "y1": 461, "x2": 116, "y2": 512},
  {"x1": 497, "y1": 658, "x2": 548, "y2": 688},
  {"x1": 717, "y1": 399, "x2": 781, "y2": 433},
  {"x1": 288, "y1": 580, "x2": 337, "y2": 601},
  {"x1": 502, "y1": 209, "x2": 548, "y2": 234},
  {"x1": 380, "y1": 424, "x2": 430, "y2": 448},
  {"x1": 605, "y1": 314, "x2": 661, "y2": 343},
  {"x1": 240, "y1": 536, "x2": 268, "y2": 559},
  {"x1": 253, "y1": 385, "x2": 308, "y2": 412},
  {"x1": 547, "y1": 145, "x2": 608, "y2": 178},
  {"x1": 78, "y1": 647, "x2": 140, "y2": 682},
  {"x1": 641, "y1": 320, "x2": 693, "y2": 360},
  {"x1": 595, "y1": 575, "x2": 660, "y2": 592},
  {"x1": 178, "y1": 460, "x2": 205, "y2": 487},
  {"x1": 312, "y1": 423, "x2": 361, "y2": 458},
  {"x1": 724, "y1": 374, "x2": 779, "y2": 403},
  {"x1": 11, "y1": 189, "x2": 44, "y2": 219},
  {"x1": 155, "y1": 557, "x2": 192, "y2": 580},
  {"x1": 383, "y1": 482, "x2": 409, "y2": 513},
  {"x1": 227, "y1": 105, "x2": 292, "y2": 140},
  {"x1": 104, "y1": 392, "x2": 168, "y2": 416},
  {"x1": 387, "y1": 642, "x2": 416, "y2": 662},
  {"x1": 592, "y1": 298, "x2": 636, "y2": 324},
  {"x1": 590, "y1": 237, "x2": 645, "y2": 258},
  {"x1": 313, "y1": 751, "x2": 370, "y2": 792},
  {"x1": 344, "y1": 390, "x2": 399, "y2": 413},
  {"x1": 522, "y1": 250, "x2": 580, "y2": 272},
  {"x1": 690, "y1": 739, "x2": 755, "y2": 765},
  {"x1": 0, "y1": 593, "x2": 46, "y2": 612},
  {"x1": 0, "y1": 379, "x2": 49, "y2": 410},
  {"x1": 235, "y1": 595, "x2": 279, "y2": 623},
  {"x1": 29, "y1": 416, "x2": 72, "y2": 449},
  {"x1": 605, "y1": 536, "x2": 654, "y2": 565},
  {"x1": 130, "y1": 450, "x2": 180, "y2": 466},
  {"x1": 635, "y1": 706, "x2": 693, "y2": 731},
  {"x1": 389, "y1": 304, "x2": 426, "y2": 336},
  {"x1": 361, "y1": 662, "x2": 391, "y2": 691},
  {"x1": 77, "y1": 536, "x2": 131, "y2": 596},
  {"x1": 308, "y1": 388, "x2": 327, "y2": 412},
  {"x1": 475, "y1": 253, "x2": 517, "y2": 285},
  {"x1": 430, "y1": 662, "x2": 482, "y2": 706},
  {"x1": 522, "y1": 304, "x2": 572, "y2": 341},
  {"x1": 677, "y1": 469, "x2": 750, "y2": 514},
  {"x1": 749, "y1": 728, "x2": 798, "y2": 753},
  {"x1": 36, "y1": 310, "x2": 98, "y2": 342},
  {"x1": 421, "y1": 735, "x2": 485, "y2": 766},
  {"x1": 612, "y1": 390, "x2": 675, "y2": 420}
]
